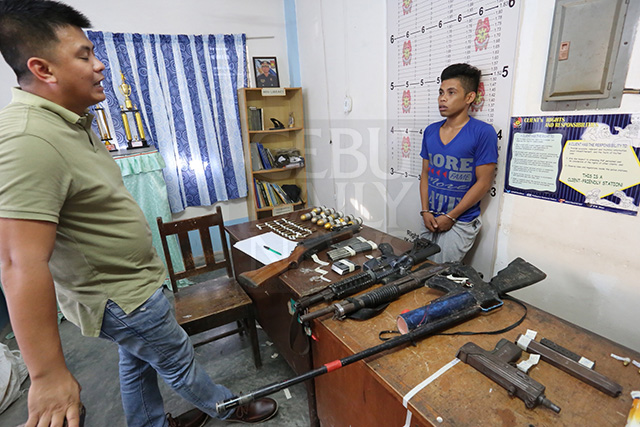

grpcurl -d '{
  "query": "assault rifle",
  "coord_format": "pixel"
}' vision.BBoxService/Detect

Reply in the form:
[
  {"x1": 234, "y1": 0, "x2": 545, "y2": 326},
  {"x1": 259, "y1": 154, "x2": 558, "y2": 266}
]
[
  {"x1": 397, "y1": 258, "x2": 546, "y2": 333},
  {"x1": 291, "y1": 237, "x2": 440, "y2": 316},
  {"x1": 298, "y1": 262, "x2": 449, "y2": 323},
  {"x1": 215, "y1": 257, "x2": 546, "y2": 413},
  {"x1": 238, "y1": 224, "x2": 360, "y2": 288}
]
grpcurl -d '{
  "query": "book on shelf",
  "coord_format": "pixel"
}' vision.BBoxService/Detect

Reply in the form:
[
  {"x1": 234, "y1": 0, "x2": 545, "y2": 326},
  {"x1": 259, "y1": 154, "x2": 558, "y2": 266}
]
[
  {"x1": 249, "y1": 142, "x2": 264, "y2": 171},
  {"x1": 266, "y1": 148, "x2": 277, "y2": 169},
  {"x1": 253, "y1": 179, "x2": 264, "y2": 208},
  {"x1": 255, "y1": 180, "x2": 270, "y2": 207},
  {"x1": 248, "y1": 107, "x2": 263, "y2": 131},
  {"x1": 256, "y1": 143, "x2": 272, "y2": 169},
  {"x1": 265, "y1": 182, "x2": 278, "y2": 206},
  {"x1": 270, "y1": 182, "x2": 293, "y2": 204},
  {"x1": 254, "y1": 180, "x2": 294, "y2": 207}
]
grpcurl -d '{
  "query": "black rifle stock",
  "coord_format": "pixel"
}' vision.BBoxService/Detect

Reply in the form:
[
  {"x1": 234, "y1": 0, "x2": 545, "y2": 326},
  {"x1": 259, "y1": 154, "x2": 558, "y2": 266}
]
[
  {"x1": 237, "y1": 224, "x2": 360, "y2": 288},
  {"x1": 215, "y1": 258, "x2": 546, "y2": 414}
]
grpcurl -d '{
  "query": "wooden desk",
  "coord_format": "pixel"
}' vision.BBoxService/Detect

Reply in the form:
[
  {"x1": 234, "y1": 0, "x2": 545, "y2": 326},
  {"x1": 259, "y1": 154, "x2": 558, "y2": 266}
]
[
  {"x1": 227, "y1": 212, "x2": 639, "y2": 426},
  {"x1": 225, "y1": 211, "x2": 411, "y2": 425}
]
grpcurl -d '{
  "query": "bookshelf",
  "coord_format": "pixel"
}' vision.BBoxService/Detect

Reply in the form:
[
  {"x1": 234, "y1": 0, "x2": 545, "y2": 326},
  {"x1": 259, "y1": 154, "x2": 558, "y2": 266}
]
[{"x1": 238, "y1": 87, "x2": 307, "y2": 220}]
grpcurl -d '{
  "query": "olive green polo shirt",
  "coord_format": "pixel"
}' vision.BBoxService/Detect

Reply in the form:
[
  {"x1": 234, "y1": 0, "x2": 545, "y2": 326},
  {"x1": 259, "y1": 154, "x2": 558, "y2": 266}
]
[{"x1": 0, "y1": 88, "x2": 166, "y2": 337}]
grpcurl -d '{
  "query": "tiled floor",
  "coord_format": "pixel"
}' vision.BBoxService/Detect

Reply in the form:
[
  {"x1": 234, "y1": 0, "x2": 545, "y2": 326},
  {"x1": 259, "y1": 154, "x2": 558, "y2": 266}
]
[{"x1": 0, "y1": 288, "x2": 310, "y2": 427}]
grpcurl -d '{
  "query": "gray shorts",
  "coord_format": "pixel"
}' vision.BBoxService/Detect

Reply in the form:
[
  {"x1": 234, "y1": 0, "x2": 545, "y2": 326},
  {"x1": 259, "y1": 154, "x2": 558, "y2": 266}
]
[{"x1": 420, "y1": 216, "x2": 482, "y2": 263}]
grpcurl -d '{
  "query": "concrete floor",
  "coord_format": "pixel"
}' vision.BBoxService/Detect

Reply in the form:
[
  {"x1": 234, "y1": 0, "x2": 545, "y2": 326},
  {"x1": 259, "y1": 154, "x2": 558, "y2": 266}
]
[{"x1": 0, "y1": 288, "x2": 310, "y2": 427}]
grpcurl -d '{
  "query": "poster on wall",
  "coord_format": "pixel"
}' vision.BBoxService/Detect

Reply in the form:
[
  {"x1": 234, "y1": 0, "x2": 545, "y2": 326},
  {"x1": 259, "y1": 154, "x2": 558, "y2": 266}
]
[
  {"x1": 505, "y1": 114, "x2": 640, "y2": 216},
  {"x1": 386, "y1": 0, "x2": 521, "y2": 277}
]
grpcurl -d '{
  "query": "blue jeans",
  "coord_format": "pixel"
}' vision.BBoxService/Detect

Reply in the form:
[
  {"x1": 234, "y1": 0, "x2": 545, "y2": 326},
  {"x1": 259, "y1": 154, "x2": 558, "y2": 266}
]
[{"x1": 99, "y1": 288, "x2": 234, "y2": 427}]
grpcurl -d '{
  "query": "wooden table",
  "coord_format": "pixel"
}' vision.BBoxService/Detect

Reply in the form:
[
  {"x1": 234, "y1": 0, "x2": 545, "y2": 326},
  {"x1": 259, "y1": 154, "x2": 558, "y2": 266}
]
[{"x1": 227, "y1": 211, "x2": 639, "y2": 426}]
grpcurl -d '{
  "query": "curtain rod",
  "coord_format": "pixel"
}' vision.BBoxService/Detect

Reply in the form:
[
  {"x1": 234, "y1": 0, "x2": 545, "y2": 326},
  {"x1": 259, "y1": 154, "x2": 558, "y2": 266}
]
[{"x1": 246, "y1": 36, "x2": 275, "y2": 40}]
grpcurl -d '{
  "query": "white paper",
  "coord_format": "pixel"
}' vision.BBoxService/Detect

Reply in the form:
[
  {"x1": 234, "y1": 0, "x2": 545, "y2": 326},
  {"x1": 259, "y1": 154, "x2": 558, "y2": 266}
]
[{"x1": 233, "y1": 231, "x2": 297, "y2": 265}]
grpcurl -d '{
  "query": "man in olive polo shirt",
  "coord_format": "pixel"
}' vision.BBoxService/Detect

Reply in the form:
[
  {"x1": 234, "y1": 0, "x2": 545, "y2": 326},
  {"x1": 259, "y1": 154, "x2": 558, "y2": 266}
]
[{"x1": 0, "y1": 1, "x2": 277, "y2": 426}]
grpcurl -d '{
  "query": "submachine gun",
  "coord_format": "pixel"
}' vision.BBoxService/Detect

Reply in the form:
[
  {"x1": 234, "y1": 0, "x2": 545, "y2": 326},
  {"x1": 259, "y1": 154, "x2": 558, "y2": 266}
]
[{"x1": 291, "y1": 237, "x2": 440, "y2": 318}]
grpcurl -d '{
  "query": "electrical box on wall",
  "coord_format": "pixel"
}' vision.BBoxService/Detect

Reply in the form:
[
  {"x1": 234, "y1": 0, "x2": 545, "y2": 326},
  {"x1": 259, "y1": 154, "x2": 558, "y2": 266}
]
[{"x1": 542, "y1": 0, "x2": 640, "y2": 111}]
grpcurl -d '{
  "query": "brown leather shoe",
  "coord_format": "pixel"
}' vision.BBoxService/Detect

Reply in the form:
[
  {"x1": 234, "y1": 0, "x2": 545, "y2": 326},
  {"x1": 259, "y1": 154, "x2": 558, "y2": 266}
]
[
  {"x1": 167, "y1": 408, "x2": 210, "y2": 427},
  {"x1": 225, "y1": 398, "x2": 278, "y2": 423}
]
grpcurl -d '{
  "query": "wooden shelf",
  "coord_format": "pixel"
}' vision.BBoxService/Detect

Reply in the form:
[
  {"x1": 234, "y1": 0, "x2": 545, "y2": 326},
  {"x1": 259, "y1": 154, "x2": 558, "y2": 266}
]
[
  {"x1": 249, "y1": 127, "x2": 303, "y2": 135},
  {"x1": 253, "y1": 164, "x2": 304, "y2": 175},
  {"x1": 255, "y1": 201, "x2": 304, "y2": 212},
  {"x1": 238, "y1": 87, "x2": 307, "y2": 221}
]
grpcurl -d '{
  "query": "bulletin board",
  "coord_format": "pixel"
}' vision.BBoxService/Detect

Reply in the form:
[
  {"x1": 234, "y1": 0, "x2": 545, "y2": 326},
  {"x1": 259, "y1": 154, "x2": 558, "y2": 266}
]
[
  {"x1": 505, "y1": 114, "x2": 640, "y2": 216},
  {"x1": 386, "y1": 0, "x2": 521, "y2": 276}
]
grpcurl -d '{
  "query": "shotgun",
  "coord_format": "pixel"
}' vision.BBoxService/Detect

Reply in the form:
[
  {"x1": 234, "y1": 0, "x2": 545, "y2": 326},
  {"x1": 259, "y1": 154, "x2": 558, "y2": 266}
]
[{"x1": 238, "y1": 224, "x2": 360, "y2": 288}]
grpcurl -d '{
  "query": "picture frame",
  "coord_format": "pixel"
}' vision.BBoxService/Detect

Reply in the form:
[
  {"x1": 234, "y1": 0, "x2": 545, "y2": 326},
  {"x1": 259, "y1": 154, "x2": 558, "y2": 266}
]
[{"x1": 253, "y1": 57, "x2": 280, "y2": 88}]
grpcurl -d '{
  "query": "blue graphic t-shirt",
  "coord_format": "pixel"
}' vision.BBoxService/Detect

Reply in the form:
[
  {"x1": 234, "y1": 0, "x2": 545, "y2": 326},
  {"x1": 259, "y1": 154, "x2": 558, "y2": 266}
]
[{"x1": 420, "y1": 116, "x2": 498, "y2": 223}]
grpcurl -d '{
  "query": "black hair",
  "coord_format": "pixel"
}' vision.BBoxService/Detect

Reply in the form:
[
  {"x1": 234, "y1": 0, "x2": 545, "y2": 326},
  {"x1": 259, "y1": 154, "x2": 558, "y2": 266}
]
[
  {"x1": 440, "y1": 63, "x2": 481, "y2": 95},
  {"x1": 0, "y1": 0, "x2": 92, "y2": 82}
]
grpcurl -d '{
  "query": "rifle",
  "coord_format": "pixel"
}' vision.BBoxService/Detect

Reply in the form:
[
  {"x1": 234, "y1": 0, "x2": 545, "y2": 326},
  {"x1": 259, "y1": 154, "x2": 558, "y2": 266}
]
[
  {"x1": 292, "y1": 238, "x2": 440, "y2": 316},
  {"x1": 397, "y1": 257, "x2": 546, "y2": 333},
  {"x1": 237, "y1": 224, "x2": 360, "y2": 288},
  {"x1": 299, "y1": 262, "x2": 449, "y2": 323},
  {"x1": 215, "y1": 257, "x2": 546, "y2": 414}
]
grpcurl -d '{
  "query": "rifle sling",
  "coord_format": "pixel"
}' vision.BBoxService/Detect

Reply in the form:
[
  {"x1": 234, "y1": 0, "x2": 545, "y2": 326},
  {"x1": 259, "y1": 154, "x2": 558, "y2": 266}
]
[{"x1": 289, "y1": 309, "x2": 311, "y2": 355}]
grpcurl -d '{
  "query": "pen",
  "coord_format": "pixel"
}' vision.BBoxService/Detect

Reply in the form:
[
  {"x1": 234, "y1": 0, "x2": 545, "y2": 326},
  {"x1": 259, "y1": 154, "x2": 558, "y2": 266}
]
[{"x1": 263, "y1": 245, "x2": 282, "y2": 256}]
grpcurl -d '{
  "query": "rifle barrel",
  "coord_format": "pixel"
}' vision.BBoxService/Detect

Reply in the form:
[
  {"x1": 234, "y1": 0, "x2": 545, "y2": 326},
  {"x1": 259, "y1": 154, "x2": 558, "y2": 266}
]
[{"x1": 299, "y1": 304, "x2": 336, "y2": 323}]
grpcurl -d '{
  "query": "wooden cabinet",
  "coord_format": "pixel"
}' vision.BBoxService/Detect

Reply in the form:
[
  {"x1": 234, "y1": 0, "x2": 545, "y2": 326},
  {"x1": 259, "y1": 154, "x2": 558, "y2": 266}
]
[{"x1": 238, "y1": 88, "x2": 307, "y2": 220}]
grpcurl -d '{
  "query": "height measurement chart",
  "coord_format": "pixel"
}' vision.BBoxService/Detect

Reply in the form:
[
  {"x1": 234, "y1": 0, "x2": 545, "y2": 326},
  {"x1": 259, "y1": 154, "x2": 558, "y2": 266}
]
[{"x1": 386, "y1": 0, "x2": 521, "y2": 277}]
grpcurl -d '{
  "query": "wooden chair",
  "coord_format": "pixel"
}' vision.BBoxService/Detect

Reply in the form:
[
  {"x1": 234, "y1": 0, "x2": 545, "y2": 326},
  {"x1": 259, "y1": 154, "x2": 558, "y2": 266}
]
[{"x1": 156, "y1": 206, "x2": 261, "y2": 368}]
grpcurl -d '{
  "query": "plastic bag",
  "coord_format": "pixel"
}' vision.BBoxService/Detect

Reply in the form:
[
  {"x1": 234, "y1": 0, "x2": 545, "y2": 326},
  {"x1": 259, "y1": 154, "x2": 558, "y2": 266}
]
[{"x1": 0, "y1": 342, "x2": 28, "y2": 414}]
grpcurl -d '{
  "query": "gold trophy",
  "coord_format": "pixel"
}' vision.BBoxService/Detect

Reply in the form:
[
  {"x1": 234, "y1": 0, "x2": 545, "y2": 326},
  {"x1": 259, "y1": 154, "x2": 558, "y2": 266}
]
[
  {"x1": 118, "y1": 71, "x2": 148, "y2": 149},
  {"x1": 94, "y1": 103, "x2": 117, "y2": 151}
]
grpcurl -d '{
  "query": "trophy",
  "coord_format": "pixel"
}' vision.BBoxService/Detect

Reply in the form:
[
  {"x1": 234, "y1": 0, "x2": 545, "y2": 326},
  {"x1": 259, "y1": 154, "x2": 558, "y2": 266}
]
[
  {"x1": 93, "y1": 103, "x2": 117, "y2": 151},
  {"x1": 118, "y1": 72, "x2": 148, "y2": 149}
]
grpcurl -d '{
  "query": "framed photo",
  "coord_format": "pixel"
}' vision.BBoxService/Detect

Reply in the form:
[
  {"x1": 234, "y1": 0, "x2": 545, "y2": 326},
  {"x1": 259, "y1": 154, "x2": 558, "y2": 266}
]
[{"x1": 253, "y1": 57, "x2": 280, "y2": 88}]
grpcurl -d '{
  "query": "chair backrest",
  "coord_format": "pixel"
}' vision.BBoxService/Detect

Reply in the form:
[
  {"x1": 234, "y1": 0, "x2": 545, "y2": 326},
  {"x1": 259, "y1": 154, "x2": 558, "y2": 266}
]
[{"x1": 156, "y1": 205, "x2": 233, "y2": 293}]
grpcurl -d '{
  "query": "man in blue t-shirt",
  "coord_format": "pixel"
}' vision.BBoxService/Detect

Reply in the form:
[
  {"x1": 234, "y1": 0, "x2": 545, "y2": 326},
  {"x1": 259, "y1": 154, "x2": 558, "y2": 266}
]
[{"x1": 419, "y1": 63, "x2": 498, "y2": 263}]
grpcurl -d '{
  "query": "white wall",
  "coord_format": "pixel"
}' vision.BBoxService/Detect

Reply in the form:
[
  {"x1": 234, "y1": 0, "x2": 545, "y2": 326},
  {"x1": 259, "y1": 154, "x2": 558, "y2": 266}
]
[
  {"x1": 497, "y1": 0, "x2": 640, "y2": 352},
  {"x1": 297, "y1": 0, "x2": 640, "y2": 352},
  {"x1": 0, "y1": 0, "x2": 290, "y2": 222},
  {"x1": 295, "y1": 0, "x2": 389, "y2": 230}
]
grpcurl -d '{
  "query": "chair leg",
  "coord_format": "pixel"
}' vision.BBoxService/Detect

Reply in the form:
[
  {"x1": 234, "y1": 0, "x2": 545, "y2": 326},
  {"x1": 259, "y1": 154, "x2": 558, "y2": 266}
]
[
  {"x1": 245, "y1": 315, "x2": 262, "y2": 369},
  {"x1": 237, "y1": 320, "x2": 245, "y2": 336}
]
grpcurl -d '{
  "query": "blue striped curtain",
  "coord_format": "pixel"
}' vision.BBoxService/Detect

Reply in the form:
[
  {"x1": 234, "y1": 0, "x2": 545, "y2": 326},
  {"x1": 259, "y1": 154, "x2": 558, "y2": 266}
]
[{"x1": 86, "y1": 31, "x2": 248, "y2": 212}]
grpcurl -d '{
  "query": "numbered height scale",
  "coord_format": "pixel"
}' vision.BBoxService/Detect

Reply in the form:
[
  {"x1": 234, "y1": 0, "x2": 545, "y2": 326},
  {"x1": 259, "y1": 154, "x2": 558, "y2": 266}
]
[{"x1": 386, "y1": 0, "x2": 521, "y2": 276}]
